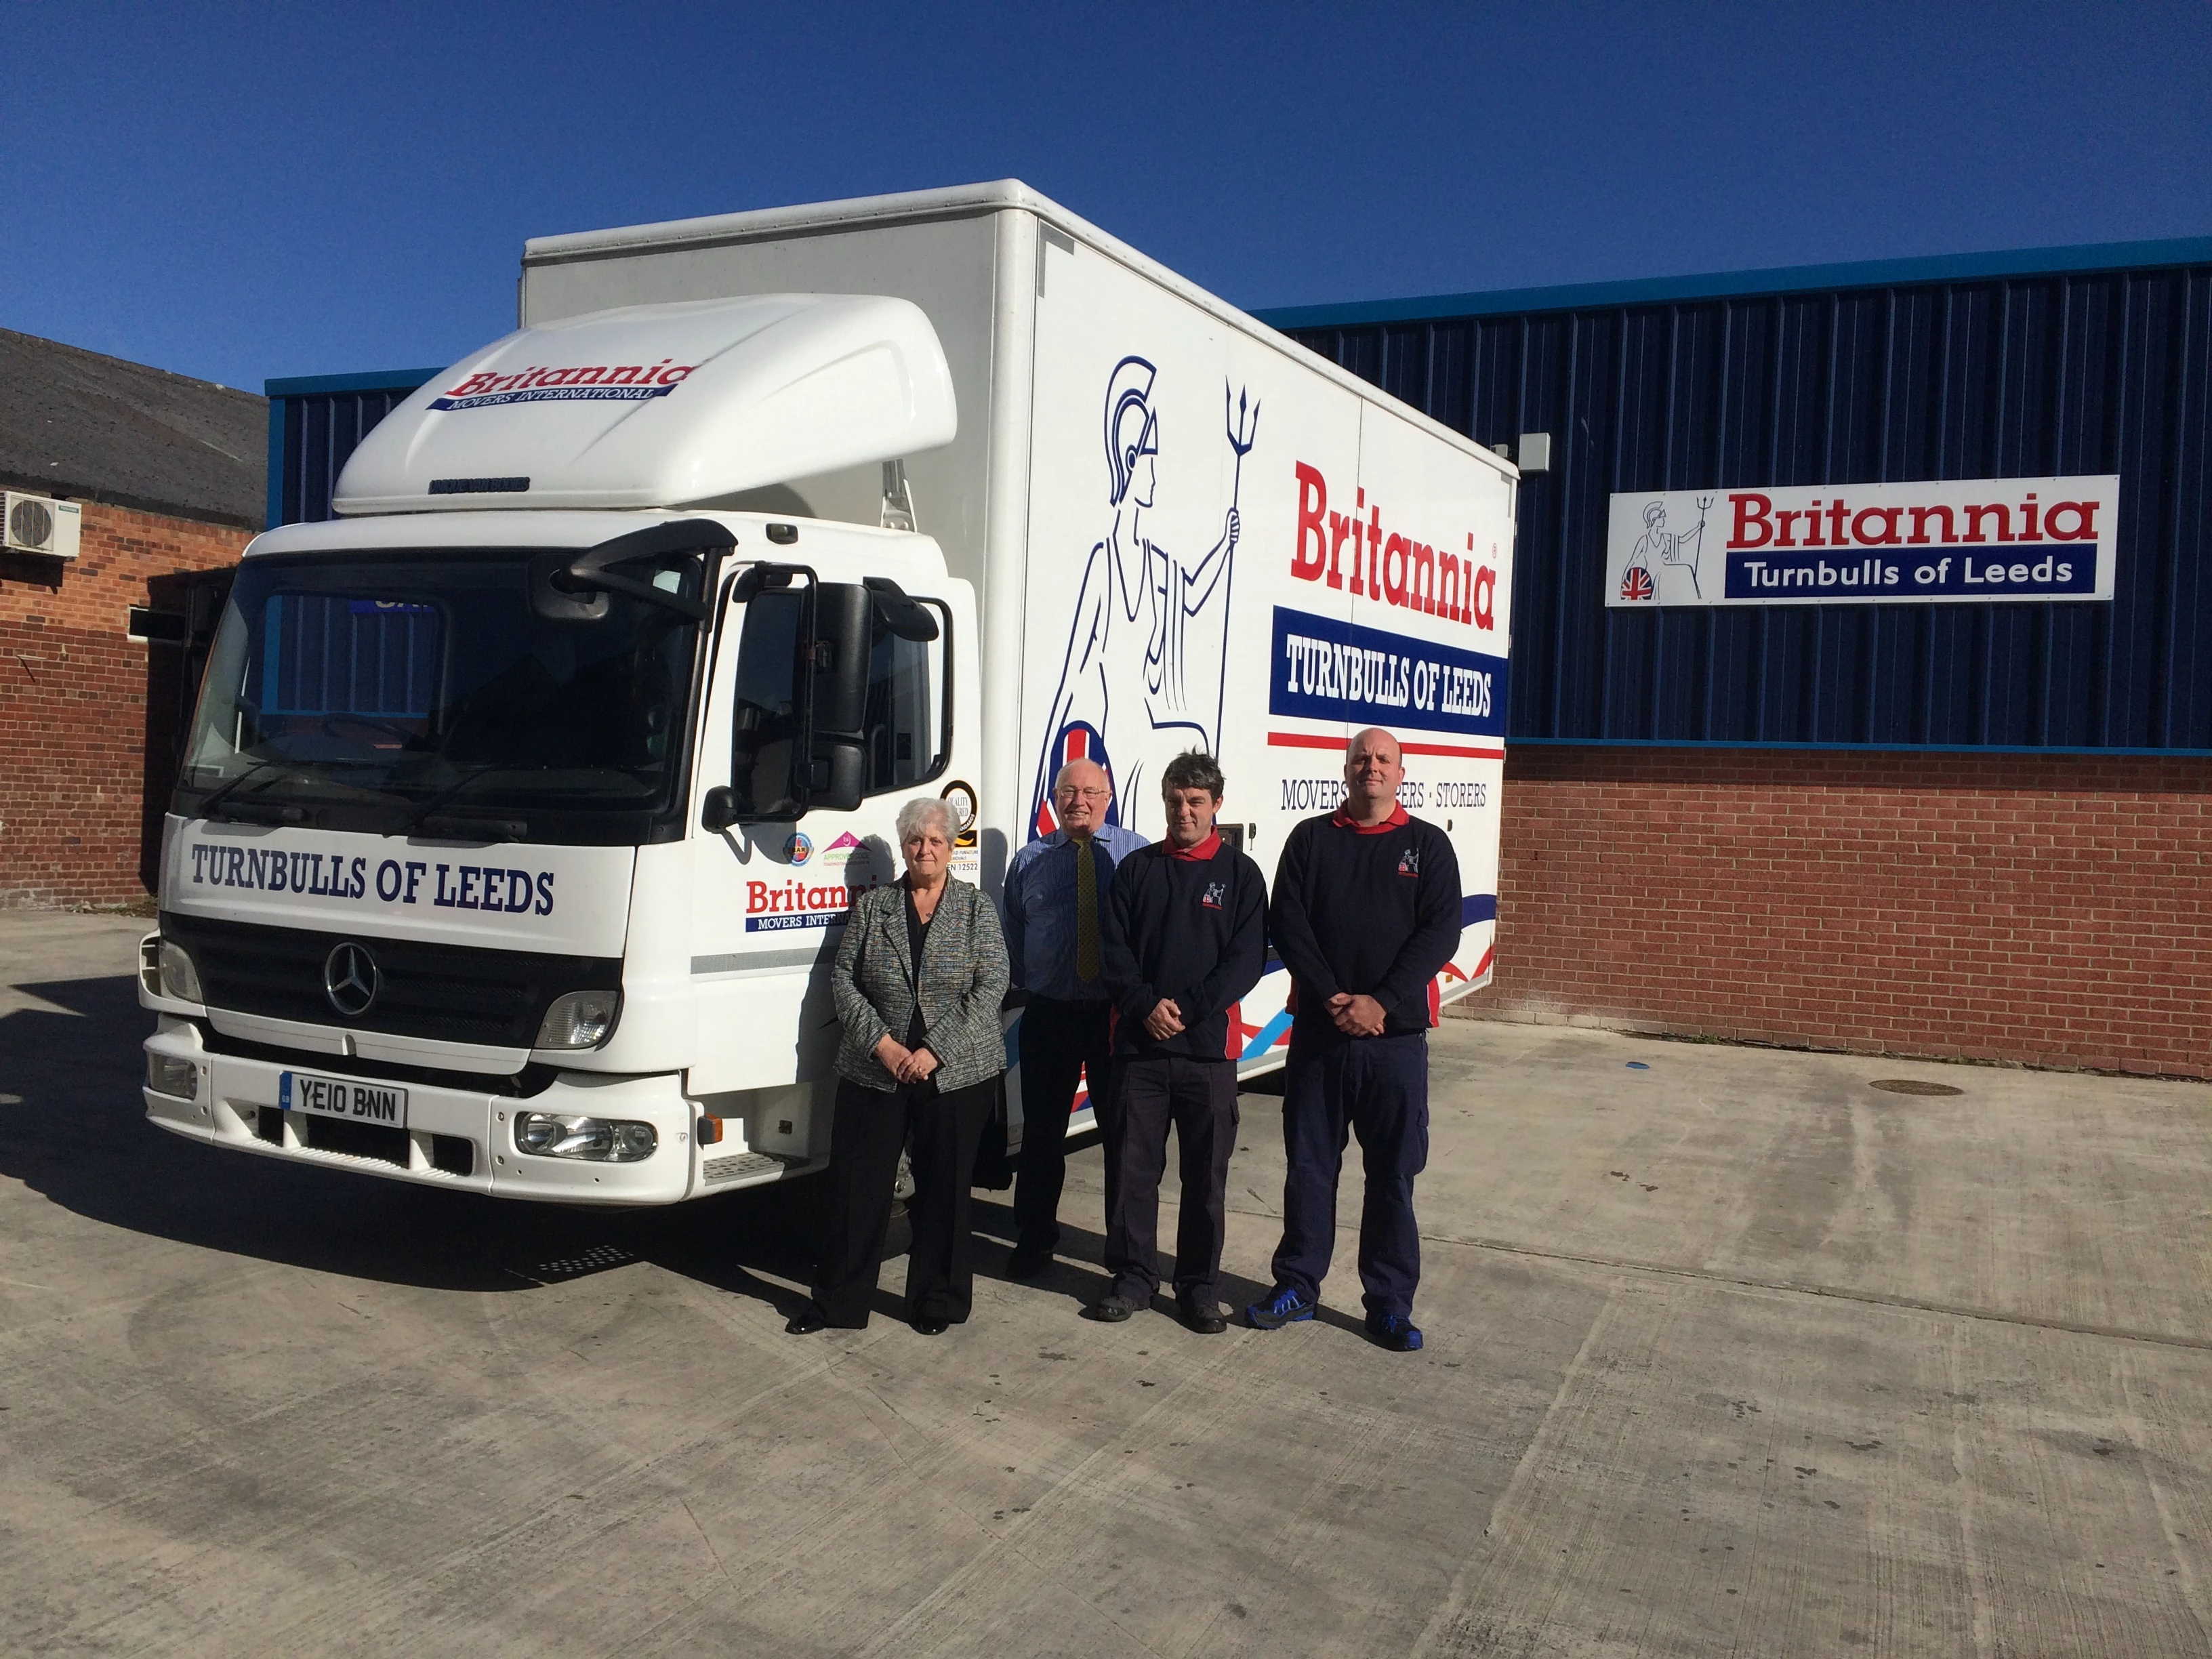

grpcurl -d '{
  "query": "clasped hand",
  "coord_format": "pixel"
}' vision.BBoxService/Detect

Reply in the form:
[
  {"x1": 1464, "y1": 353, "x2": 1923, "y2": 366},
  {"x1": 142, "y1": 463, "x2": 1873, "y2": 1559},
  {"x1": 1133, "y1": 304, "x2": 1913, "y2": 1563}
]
[
  {"x1": 1144, "y1": 998, "x2": 1185, "y2": 1042},
  {"x1": 873, "y1": 1034, "x2": 941, "y2": 1084},
  {"x1": 1326, "y1": 992, "x2": 1389, "y2": 1037}
]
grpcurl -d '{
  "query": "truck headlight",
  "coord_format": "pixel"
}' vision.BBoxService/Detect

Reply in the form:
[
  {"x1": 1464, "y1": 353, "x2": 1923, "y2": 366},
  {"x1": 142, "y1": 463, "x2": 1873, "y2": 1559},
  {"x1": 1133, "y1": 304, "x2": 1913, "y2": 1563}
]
[
  {"x1": 513, "y1": 1113, "x2": 657, "y2": 1162},
  {"x1": 157, "y1": 939, "x2": 203, "y2": 1003},
  {"x1": 535, "y1": 989, "x2": 620, "y2": 1050},
  {"x1": 146, "y1": 1052, "x2": 199, "y2": 1099}
]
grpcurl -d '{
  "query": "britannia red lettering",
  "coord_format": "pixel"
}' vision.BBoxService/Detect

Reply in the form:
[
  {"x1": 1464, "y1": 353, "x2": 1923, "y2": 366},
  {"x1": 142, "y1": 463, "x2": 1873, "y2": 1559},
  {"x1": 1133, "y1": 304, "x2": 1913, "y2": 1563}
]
[
  {"x1": 1851, "y1": 506, "x2": 1902, "y2": 546},
  {"x1": 1908, "y1": 505, "x2": 1952, "y2": 545},
  {"x1": 1963, "y1": 504, "x2": 2013, "y2": 544},
  {"x1": 1327, "y1": 512, "x2": 1353, "y2": 590},
  {"x1": 1729, "y1": 493, "x2": 1774, "y2": 549},
  {"x1": 1408, "y1": 541, "x2": 1438, "y2": 613},
  {"x1": 1292, "y1": 463, "x2": 1328, "y2": 581},
  {"x1": 1382, "y1": 533, "x2": 1409, "y2": 606},
  {"x1": 2044, "y1": 501, "x2": 2100, "y2": 541}
]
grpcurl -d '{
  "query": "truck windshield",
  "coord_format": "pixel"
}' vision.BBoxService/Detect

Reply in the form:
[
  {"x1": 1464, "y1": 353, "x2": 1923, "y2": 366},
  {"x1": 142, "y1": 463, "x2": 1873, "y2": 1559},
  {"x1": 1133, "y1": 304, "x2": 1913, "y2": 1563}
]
[{"x1": 178, "y1": 548, "x2": 707, "y2": 844}]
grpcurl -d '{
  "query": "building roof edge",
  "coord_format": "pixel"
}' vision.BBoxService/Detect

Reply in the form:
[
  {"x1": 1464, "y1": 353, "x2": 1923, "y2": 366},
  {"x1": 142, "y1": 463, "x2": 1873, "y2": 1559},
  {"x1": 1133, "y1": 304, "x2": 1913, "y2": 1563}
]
[
  {"x1": 264, "y1": 368, "x2": 445, "y2": 397},
  {"x1": 1252, "y1": 234, "x2": 2212, "y2": 329}
]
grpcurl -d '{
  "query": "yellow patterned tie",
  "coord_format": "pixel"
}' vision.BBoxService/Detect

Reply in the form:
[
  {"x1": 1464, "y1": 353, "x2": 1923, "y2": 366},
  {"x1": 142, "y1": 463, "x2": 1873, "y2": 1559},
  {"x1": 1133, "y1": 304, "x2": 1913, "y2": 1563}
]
[{"x1": 1075, "y1": 841, "x2": 1101, "y2": 983}]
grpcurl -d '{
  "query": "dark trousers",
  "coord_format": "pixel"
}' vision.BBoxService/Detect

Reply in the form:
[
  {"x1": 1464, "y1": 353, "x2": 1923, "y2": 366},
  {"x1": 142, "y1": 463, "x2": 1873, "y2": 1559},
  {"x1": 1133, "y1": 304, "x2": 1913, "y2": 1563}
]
[
  {"x1": 1013, "y1": 997, "x2": 1114, "y2": 1250},
  {"x1": 1270, "y1": 1031, "x2": 1431, "y2": 1320},
  {"x1": 1103, "y1": 1054, "x2": 1239, "y2": 1307},
  {"x1": 814, "y1": 1075, "x2": 994, "y2": 1327}
]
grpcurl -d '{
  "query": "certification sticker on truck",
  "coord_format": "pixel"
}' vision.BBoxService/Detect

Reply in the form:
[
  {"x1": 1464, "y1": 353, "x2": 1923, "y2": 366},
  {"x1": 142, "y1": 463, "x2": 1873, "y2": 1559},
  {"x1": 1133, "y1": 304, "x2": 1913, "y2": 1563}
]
[{"x1": 280, "y1": 1071, "x2": 409, "y2": 1128}]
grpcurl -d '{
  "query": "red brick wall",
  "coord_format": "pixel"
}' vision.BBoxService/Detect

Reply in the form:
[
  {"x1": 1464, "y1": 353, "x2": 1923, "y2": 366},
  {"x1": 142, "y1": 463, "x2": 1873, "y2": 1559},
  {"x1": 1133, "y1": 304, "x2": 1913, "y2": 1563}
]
[
  {"x1": 1467, "y1": 746, "x2": 2212, "y2": 1078},
  {"x1": 1, "y1": 502, "x2": 248, "y2": 908}
]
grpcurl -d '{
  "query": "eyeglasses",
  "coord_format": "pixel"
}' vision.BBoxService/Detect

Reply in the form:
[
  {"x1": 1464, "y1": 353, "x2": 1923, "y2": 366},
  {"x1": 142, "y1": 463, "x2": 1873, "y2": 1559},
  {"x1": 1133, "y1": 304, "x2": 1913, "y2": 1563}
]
[{"x1": 1057, "y1": 787, "x2": 1110, "y2": 802}]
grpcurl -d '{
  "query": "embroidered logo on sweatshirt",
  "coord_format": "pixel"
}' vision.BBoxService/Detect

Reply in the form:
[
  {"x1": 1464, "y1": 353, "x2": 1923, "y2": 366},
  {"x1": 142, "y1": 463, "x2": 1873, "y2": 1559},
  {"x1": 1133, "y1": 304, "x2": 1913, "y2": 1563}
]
[
  {"x1": 1201, "y1": 880, "x2": 1227, "y2": 911},
  {"x1": 1397, "y1": 847, "x2": 1421, "y2": 878}
]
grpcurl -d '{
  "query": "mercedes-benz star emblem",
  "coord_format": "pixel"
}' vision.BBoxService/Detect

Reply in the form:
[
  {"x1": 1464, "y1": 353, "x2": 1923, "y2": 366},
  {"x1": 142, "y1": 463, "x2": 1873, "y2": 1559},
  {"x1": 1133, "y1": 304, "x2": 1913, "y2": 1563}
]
[{"x1": 323, "y1": 942, "x2": 381, "y2": 1018}]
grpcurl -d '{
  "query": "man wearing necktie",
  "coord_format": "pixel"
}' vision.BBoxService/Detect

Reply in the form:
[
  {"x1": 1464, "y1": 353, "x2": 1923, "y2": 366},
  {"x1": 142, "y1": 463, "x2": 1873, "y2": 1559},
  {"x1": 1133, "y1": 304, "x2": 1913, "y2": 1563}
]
[{"x1": 1002, "y1": 758, "x2": 1149, "y2": 1277}]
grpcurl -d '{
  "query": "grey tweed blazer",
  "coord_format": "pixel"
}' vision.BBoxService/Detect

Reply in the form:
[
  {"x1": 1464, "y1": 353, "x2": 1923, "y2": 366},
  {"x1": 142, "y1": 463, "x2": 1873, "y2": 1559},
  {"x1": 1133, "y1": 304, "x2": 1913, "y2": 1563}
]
[{"x1": 832, "y1": 878, "x2": 1010, "y2": 1094}]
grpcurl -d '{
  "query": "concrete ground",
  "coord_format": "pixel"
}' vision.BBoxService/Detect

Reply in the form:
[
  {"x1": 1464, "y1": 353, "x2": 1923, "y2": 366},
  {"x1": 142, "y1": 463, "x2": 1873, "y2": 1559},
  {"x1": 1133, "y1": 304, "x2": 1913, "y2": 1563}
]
[{"x1": 3, "y1": 913, "x2": 2211, "y2": 1657}]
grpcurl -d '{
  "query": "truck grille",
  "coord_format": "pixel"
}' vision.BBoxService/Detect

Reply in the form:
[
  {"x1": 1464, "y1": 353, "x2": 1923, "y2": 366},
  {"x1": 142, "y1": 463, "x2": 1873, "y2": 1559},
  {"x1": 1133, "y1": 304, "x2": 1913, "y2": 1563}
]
[{"x1": 162, "y1": 912, "x2": 620, "y2": 1050}]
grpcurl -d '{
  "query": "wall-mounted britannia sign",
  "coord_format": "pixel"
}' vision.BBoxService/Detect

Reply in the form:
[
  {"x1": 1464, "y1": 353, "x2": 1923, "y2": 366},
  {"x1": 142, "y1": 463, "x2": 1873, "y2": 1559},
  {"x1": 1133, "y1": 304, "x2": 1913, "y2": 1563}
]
[{"x1": 1606, "y1": 476, "x2": 2119, "y2": 607}]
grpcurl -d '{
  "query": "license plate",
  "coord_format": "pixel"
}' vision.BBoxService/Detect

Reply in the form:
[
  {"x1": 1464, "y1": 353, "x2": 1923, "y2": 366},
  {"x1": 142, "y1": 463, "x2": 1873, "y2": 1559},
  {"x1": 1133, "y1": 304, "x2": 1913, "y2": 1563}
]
[{"x1": 281, "y1": 1071, "x2": 409, "y2": 1129}]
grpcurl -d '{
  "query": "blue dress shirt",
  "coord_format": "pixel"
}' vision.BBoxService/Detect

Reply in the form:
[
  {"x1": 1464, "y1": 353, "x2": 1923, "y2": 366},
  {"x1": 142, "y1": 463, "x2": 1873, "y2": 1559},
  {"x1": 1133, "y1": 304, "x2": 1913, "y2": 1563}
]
[{"x1": 1003, "y1": 823, "x2": 1151, "y2": 1002}]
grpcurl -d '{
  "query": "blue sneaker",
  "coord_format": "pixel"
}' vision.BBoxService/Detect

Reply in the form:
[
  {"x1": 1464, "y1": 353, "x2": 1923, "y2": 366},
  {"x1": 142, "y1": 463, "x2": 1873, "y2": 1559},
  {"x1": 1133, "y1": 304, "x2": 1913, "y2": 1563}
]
[
  {"x1": 1365, "y1": 1313, "x2": 1423, "y2": 1352},
  {"x1": 1245, "y1": 1286, "x2": 1317, "y2": 1330}
]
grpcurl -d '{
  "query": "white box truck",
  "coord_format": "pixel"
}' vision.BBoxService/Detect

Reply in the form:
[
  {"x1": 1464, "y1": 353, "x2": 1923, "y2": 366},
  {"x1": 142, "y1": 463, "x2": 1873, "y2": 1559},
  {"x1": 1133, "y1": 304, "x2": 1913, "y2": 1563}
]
[{"x1": 140, "y1": 182, "x2": 1517, "y2": 1204}]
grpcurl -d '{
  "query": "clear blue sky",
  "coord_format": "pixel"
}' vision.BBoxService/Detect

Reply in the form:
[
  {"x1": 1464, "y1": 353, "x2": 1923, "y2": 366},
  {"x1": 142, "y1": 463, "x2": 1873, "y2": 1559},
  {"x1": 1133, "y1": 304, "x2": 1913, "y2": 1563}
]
[{"x1": 8, "y1": 2, "x2": 2207, "y2": 392}]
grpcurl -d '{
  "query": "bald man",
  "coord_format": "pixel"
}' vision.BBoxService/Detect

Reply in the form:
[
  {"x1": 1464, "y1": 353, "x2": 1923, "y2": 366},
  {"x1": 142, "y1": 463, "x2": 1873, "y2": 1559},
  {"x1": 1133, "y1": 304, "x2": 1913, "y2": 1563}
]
[
  {"x1": 1249, "y1": 728, "x2": 1461, "y2": 1351},
  {"x1": 1002, "y1": 758, "x2": 1150, "y2": 1277}
]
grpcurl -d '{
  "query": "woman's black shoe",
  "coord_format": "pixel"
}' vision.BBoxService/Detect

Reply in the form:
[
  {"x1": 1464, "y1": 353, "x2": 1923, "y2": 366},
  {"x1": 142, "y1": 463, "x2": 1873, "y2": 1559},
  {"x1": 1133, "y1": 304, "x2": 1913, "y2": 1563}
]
[
  {"x1": 911, "y1": 1315, "x2": 951, "y2": 1336},
  {"x1": 785, "y1": 1305, "x2": 829, "y2": 1334}
]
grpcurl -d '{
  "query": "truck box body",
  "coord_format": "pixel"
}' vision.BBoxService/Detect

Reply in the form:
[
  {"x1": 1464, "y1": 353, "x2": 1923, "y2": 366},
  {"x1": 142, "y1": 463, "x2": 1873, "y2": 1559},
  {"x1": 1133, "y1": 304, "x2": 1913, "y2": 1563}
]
[{"x1": 142, "y1": 182, "x2": 1517, "y2": 1204}]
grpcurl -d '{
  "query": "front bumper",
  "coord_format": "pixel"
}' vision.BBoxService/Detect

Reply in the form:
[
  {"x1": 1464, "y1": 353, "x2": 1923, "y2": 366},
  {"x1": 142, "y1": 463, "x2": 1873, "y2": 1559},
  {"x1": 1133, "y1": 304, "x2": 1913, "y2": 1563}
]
[{"x1": 140, "y1": 1017, "x2": 812, "y2": 1205}]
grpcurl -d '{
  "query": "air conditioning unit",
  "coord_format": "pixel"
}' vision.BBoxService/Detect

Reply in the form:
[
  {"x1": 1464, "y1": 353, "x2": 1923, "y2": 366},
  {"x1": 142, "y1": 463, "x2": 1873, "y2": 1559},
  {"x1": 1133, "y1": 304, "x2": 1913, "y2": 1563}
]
[{"x1": 4, "y1": 491, "x2": 81, "y2": 558}]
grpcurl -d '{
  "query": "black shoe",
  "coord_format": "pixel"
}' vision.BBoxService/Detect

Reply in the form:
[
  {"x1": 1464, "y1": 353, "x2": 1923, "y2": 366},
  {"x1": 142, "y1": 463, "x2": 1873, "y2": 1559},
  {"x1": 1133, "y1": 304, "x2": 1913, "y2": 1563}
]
[
  {"x1": 911, "y1": 1315, "x2": 951, "y2": 1336},
  {"x1": 1084, "y1": 1294, "x2": 1142, "y2": 1322},
  {"x1": 1364, "y1": 1313, "x2": 1424, "y2": 1352},
  {"x1": 785, "y1": 1304, "x2": 828, "y2": 1334},
  {"x1": 1006, "y1": 1242, "x2": 1054, "y2": 1279},
  {"x1": 1245, "y1": 1285, "x2": 1318, "y2": 1330},
  {"x1": 1178, "y1": 1300, "x2": 1228, "y2": 1335}
]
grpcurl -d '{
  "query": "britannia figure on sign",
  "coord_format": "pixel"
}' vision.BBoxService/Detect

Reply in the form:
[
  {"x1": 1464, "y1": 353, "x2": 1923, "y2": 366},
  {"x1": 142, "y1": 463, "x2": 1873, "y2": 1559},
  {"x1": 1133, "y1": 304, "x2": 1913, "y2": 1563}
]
[
  {"x1": 1633, "y1": 497, "x2": 1713, "y2": 599},
  {"x1": 1027, "y1": 356, "x2": 1255, "y2": 836}
]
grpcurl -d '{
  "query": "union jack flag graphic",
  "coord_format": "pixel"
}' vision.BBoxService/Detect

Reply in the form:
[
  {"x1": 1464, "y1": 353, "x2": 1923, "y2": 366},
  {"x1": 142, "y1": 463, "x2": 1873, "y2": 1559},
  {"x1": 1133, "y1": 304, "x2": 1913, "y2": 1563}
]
[
  {"x1": 1620, "y1": 565, "x2": 1656, "y2": 602},
  {"x1": 1031, "y1": 722, "x2": 1116, "y2": 839}
]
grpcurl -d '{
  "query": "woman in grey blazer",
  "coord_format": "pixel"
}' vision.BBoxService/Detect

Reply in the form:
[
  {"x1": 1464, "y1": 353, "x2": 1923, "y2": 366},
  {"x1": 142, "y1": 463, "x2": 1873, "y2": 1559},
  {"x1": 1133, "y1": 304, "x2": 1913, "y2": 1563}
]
[{"x1": 789, "y1": 796, "x2": 1010, "y2": 1335}]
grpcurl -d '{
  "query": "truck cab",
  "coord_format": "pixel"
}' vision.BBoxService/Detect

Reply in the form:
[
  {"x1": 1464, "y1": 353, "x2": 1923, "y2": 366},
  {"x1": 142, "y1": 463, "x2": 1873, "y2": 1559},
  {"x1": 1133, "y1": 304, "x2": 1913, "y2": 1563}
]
[{"x1": 141, "y1": 293, "x2": 979, "y2": 1203}]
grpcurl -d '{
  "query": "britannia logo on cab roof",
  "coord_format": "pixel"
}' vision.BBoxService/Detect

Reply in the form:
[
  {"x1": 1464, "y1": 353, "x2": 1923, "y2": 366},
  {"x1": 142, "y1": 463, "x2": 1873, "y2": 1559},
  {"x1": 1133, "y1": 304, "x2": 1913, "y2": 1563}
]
[{"x1": 429, "y1": 359, "x2": 698, "y2": 411}]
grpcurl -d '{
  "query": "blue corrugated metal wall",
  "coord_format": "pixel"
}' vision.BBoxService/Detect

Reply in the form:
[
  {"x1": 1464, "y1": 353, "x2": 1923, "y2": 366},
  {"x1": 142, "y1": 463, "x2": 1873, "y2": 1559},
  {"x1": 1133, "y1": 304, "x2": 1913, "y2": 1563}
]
[
  {"x1": 1267, "y1": 242, "x2": 2212, "y2": 752},
  {"x1": 264, "y1": 369, "x2": 438, "y2": 529}
]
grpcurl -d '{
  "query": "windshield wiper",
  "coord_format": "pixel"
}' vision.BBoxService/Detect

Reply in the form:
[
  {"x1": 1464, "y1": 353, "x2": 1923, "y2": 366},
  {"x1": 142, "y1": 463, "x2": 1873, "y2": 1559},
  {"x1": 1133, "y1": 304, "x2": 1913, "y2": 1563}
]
[
  {"x1": 199, "y1": 758, "x2": 413, "y2": 824},
  {"x1": 195, "y1": 759, "x2": 295, "y2": 821},
  {"x1": 398, "y1": 764, "x2": 535, "y2": 838}
]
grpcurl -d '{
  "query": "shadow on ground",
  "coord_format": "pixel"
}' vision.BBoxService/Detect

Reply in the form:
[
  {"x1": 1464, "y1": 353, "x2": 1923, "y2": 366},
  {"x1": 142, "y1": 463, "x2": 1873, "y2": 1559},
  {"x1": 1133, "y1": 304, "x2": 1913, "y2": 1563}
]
[
  {"x1": 1, "y1": 972, "x2": 1303, "y2": 1327},
  {"x1": 0, "y1": 972, "x2": 830, "y2": 1303}
]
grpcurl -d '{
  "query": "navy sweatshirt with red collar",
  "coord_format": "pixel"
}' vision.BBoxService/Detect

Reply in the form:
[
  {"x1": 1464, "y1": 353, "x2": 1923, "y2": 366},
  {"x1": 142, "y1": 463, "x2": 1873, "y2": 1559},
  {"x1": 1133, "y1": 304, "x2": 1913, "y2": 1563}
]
[
  {"x1": 1269, "y1": 804, "x2": 1462, "y2": 1045},
  {"x1": 1099, "y1": 833, "x2": 1268, "y2": 1060}
]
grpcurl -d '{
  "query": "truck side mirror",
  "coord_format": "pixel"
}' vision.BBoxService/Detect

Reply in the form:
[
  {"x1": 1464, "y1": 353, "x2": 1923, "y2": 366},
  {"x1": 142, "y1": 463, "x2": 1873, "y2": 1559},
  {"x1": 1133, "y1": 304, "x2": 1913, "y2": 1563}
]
[
  {"x1": 720, "y1": 571, "x2": 880, "y2": 823},
  {"x1": 802, "y1": 583, "x2": 875, "y2": 814},
  {"x1": 808, "y1": 585, "x2": 874, "y2": 736},
  {"x1": 805, "y1": 746, "x2": 866, "y2": 813}
]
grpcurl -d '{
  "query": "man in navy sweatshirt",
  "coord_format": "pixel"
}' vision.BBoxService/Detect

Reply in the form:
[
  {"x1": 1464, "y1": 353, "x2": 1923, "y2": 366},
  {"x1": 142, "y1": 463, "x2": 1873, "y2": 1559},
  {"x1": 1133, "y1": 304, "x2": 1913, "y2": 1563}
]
[
  {"x1": 1090, "y1": 751, "x2": 1267, "y2": 1333},
  {"x1": 1249, "y1": 727, "x2": 1461, "y2": 1351}
]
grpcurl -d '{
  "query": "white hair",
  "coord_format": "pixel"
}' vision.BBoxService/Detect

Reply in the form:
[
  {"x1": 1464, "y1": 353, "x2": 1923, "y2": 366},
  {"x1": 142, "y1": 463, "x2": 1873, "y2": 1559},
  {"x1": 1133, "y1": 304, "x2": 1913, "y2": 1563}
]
[{"x1": 896, "y1": 796, "x2": 954, "y2": 844}]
